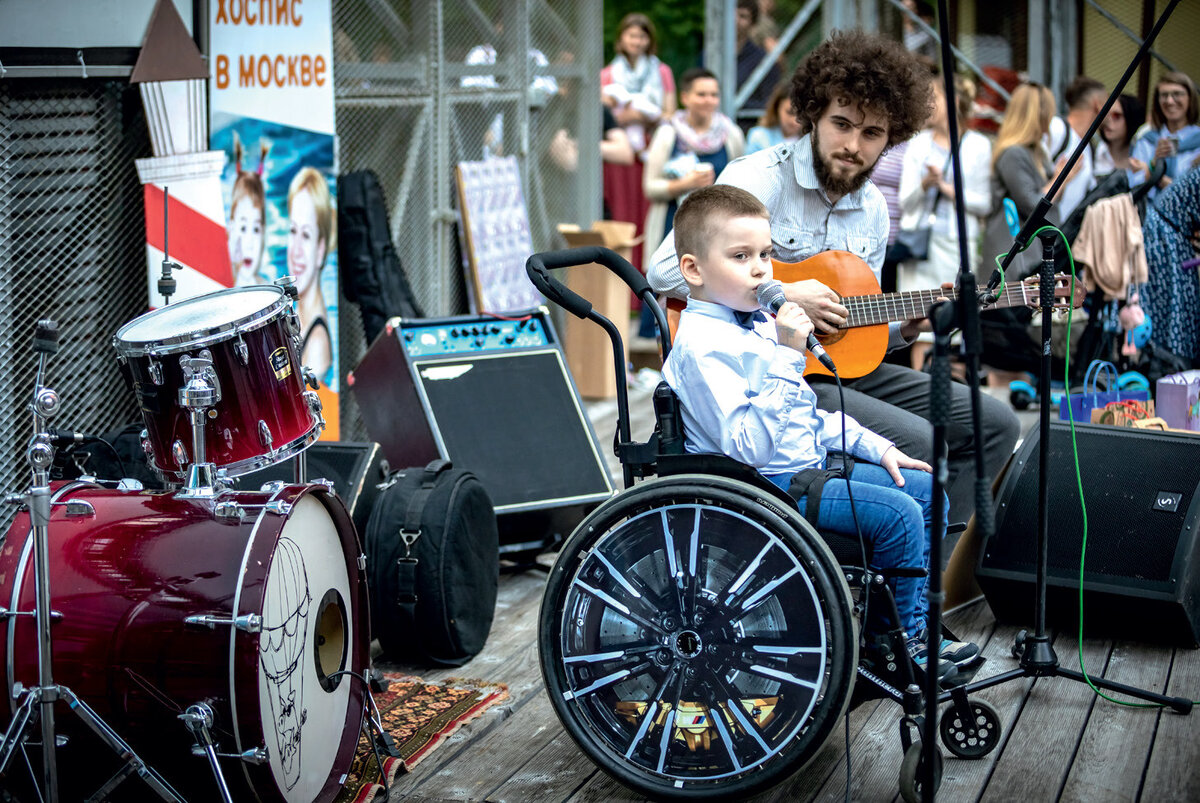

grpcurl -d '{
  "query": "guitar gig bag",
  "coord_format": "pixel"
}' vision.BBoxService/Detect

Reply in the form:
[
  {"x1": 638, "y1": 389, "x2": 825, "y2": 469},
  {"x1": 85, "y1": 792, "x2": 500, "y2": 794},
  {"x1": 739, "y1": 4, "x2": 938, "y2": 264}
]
[{"x1": 365, "y1": 459, "x2": 499, "y2": 666}]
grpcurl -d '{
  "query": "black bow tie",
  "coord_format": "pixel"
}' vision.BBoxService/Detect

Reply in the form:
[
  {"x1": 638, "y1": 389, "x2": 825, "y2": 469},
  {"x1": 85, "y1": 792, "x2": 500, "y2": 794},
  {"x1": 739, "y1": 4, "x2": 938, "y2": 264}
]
[{"x1": 733, "y1": 310, "x2": 768, "y2": 330}]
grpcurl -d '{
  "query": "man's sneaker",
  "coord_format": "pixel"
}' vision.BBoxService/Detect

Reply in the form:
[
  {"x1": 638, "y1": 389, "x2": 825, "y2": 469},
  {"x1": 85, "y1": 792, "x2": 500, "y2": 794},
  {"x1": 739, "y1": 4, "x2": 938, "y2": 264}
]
[
  {"x1": 906, "y1": 636, "x2": 959, "y2": 686},
  {"x1": 917, "y1": 627, "x2": 982, "y2": 668}
]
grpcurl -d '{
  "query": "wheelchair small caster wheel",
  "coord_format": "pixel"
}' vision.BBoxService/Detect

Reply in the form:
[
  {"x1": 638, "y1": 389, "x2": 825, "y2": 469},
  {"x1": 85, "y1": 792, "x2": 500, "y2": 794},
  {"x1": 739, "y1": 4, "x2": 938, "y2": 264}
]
[
  {"x1": 899, "y1": 742, "x2": 943, "y2": 803},
  {"x1": 1012, "y1": 629, "x2": 1027, "y2": 659},
  {"x1": 940, "y1": 699, "x2": 1002, "y2": 758}
]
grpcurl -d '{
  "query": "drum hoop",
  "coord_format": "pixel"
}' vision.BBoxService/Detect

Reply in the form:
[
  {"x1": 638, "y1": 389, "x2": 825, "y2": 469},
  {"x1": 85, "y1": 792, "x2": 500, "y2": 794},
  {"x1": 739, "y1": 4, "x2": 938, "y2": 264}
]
[
  {"x1": 5, "y1": 481, "x2": 99, "y2": 701},
  {"x1": 228, "y1": 482, "x2": 297, "y2": 781},
  {"x1": 112, "y1": 289, "x2": 290, "y2": 358},
  {"x1": 227, "y1": 482, "x2": 365, "y2": 795}
]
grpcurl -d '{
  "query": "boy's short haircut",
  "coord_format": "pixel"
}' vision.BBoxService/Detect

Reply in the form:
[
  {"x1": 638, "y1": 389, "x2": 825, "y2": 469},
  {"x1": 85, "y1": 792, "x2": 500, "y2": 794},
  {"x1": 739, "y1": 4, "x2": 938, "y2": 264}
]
[
  {"x1": 679, "y1": 67, "x2": 718, "y2": 94},
  {"x1": 674, "y1": 185, "x2": 769, "y2": 260}
]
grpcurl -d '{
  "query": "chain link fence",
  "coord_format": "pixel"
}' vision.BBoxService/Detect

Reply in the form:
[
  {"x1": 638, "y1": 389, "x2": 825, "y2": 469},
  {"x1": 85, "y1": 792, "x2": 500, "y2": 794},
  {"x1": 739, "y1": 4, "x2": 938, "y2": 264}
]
[
  {"x1": 332, "y1": 0, "x2": 602, "y2": 441},
  {"x1": 0, "y1": 79, "x2": 149, "y2": 529}
]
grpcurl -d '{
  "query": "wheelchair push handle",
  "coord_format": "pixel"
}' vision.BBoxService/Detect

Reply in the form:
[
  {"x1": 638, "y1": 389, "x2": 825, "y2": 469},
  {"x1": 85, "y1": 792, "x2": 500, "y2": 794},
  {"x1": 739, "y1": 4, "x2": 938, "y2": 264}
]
[{"x1": 526, "y1": 246, "x2": 651, "y2": 320}]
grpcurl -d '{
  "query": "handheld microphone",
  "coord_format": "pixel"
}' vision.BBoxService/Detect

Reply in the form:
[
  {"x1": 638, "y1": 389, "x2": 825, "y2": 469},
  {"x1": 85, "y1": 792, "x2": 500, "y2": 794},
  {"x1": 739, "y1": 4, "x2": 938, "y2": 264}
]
[{"x1": 756, "y1": 280, "x2": 837, "y2": 372}]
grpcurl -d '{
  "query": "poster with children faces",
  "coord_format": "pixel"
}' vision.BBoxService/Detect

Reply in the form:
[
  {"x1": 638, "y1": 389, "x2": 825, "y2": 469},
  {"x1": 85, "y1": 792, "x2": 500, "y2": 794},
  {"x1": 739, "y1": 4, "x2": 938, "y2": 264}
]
[{"x1": 210, "y1": 0, "x2": 342, "y2": 438}]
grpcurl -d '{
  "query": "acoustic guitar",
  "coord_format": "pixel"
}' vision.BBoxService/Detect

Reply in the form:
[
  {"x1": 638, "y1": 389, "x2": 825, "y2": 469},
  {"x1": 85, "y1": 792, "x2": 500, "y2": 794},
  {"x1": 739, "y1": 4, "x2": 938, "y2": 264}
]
[{"x1": 665, "y1": 250, "x2": 1085, "y2": 379}]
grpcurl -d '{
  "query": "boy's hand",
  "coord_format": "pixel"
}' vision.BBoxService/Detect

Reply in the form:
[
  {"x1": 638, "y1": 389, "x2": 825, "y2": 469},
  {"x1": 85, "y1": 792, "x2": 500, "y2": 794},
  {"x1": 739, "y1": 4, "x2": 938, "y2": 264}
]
[
  {"x1": 785, "y1": 279, "x2": 848, "y2": 333},
  {"x1": 774, "y1": 302, "x2": 814, "y2": 353},
  {"x1": 880, "y1": 446, "x2": 932, "y2": 486}
]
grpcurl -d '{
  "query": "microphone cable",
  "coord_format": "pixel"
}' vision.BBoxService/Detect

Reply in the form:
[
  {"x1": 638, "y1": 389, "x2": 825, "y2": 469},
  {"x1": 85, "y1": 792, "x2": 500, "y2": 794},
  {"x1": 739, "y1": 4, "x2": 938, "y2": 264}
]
[{"x1": 993, "y1": 225, "x2": 1199, "y2": 708}]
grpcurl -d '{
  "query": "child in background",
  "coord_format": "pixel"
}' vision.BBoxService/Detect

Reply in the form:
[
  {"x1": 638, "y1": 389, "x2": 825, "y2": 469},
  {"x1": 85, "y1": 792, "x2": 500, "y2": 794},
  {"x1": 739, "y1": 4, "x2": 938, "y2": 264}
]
[
  {"x1": 228, "y1": 132, "x2": 269, "y2": 287},
  {"x1": 662, "y1": 184, "x2": 978, "y2": 684}
]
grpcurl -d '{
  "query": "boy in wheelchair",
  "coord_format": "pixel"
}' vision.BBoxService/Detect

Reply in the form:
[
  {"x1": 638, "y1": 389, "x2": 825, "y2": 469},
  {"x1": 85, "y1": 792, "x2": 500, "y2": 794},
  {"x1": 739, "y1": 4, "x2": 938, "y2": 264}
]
[{"x1": 662, "y1": 185, "x2": 979, "y2": 687}]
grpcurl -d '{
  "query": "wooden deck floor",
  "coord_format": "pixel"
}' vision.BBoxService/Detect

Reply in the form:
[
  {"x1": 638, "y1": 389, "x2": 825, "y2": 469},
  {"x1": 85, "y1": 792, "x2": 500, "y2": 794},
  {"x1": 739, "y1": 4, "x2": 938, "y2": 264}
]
[{"x1": 373, "y1": 384, "x2": 1200, "y2": 802}]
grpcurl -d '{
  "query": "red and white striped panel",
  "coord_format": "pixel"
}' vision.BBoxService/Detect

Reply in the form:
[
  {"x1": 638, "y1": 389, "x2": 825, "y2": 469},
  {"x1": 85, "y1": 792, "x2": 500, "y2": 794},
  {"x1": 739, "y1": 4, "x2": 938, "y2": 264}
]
[{"x1": 135, "y1": 150, "x2": 233, "y2": 306}]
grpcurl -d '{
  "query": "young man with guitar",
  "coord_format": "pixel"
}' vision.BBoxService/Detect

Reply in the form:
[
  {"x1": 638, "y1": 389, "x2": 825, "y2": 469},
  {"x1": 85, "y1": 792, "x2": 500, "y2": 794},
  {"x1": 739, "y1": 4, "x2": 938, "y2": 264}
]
[{"x1": 648, "y1": 29, "x2": 1022, "y2": 528}]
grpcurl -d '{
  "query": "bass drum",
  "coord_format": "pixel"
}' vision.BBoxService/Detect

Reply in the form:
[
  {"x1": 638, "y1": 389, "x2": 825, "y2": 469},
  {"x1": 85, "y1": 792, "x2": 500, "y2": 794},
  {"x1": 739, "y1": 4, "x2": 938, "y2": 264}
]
[
  {"x1": 0, "y1": 481, "x2": 367, "y2": 802},
  {"x1": 539, "y1": 475, "x2": 857, "y2": 800}
]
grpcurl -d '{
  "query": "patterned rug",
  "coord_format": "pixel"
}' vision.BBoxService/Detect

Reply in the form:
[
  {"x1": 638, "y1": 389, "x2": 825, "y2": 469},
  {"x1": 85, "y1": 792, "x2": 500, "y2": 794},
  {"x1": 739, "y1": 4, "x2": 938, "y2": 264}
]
[{"x1": 335, "y1": 674, "x2": 509, "y2": 803}]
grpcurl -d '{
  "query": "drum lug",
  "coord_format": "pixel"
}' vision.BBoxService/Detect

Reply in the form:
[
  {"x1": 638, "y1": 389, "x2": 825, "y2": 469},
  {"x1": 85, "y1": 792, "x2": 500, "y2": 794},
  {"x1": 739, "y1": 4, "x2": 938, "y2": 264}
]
[
  {"x1": 184, "y1": 613, "x2": 263, "y2": 633},
  {"x1": 234, "y1": 336, "x2": 249, "y2": 365},
  {"x1": 303, "y1": 390, "x2": 322, "y2": 417},
  {"x1": 302, "y1": 367, "x2": 320, "y2": 390},
  {"x1": 148, "y1": 356, "x2": 163, "y2": 386},
  {"x1": 264, "y1": 500, "x2": 292, "y2": 516},
  {"x1": 239, "y1": 746, "x2": 269, "y2": 765},
  {"x1": 358, "y1": 553, "x2": 368, "y2": 571},
  {"x1": 214, "y1": 501, "x2": 245, "y2": 522},
  {"x1": 49, "y1": 499, "x2": 95, "y2": 518},
  {"x1": 258, "y1": 420, "x2": 273, "y2": 451},
  {"x1": 172, "y1": 440, "x2": 188, "y2": 469}
]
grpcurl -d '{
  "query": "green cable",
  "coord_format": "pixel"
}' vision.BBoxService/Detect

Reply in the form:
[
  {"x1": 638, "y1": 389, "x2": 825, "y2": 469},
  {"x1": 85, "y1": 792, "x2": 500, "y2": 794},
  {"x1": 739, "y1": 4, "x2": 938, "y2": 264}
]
[{"x1": 993, "y1": 225, "x2": 1199, "y2": 708}]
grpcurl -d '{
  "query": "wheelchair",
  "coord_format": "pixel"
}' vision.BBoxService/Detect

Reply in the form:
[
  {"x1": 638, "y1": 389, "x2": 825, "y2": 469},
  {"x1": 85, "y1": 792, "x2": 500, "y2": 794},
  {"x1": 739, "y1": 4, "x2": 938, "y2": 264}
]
[{"x1": 527, "y1": 247, "x2": 1001, "y2": 801}]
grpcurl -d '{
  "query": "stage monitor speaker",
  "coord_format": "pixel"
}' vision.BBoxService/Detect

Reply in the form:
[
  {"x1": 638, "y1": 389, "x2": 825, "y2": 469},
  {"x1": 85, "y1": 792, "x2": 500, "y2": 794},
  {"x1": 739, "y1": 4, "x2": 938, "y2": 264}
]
[
  {"x1": 349, "y1": 309, "x2": 613, "y2": 543},
  {"x1": 977, "y1": 420, "x2": 1200, "y2": 645},
  {"x1": 237, "y1": 441, "x2": 388, "y2": 537}
]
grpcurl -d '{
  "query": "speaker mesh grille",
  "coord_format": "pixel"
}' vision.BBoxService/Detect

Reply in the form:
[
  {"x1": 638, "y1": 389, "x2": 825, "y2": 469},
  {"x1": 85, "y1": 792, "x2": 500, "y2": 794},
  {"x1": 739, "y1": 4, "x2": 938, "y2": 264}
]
[{"x1": 989, "y1": 422, "x2": 1200, "y2": 588}]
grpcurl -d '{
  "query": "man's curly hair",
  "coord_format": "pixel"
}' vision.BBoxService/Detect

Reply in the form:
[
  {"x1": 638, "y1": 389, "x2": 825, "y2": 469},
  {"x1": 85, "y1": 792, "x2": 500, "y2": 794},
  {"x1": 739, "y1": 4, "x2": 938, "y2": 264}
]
[{"x1": 790, "y1": 30, "x2": 932, "y2": 147}]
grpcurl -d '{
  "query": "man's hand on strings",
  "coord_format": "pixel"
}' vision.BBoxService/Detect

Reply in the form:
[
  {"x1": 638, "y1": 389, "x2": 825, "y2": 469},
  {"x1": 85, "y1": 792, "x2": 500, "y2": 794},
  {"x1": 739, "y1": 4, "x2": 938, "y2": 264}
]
[
  {"x1": 898, "y1": 281, "x2": 954, "y2": 340},
  {"x1": 784, "y1": 279, "x2": 848, "y2": 333}
]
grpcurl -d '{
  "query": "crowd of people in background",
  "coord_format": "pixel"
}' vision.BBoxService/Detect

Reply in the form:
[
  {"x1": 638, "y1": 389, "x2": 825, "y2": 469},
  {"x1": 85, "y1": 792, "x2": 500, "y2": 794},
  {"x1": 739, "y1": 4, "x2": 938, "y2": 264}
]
[{"x1": 598, "y1": 3, "x2": 1200, "y2": 391}]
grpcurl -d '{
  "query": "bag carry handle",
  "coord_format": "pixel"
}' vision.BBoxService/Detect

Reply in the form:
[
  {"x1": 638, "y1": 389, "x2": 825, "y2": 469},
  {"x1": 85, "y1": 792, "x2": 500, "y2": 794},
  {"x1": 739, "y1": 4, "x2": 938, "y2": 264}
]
[
  {"x1": 395, "y1": 459, "x2": 455, "y2": 609},
  {"x1": 1083, "y1": 359, "x2": 1118, "y2": 398}
]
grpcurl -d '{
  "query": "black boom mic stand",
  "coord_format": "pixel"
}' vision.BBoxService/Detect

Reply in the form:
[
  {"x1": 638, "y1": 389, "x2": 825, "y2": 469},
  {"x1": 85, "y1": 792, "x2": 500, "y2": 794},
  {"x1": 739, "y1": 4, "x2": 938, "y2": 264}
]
[
  {"x1": 921, "y1": 0, "x2": 1193, "y2": 798},
  {"x1": 0, "y1": 321, "x2": 185, "y2": 802}
]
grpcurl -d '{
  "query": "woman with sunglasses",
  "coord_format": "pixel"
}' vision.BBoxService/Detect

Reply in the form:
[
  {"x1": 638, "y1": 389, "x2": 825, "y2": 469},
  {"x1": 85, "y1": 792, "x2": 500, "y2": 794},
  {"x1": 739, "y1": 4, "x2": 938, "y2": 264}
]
[{"x1": 1131, "y1": 72, "x2": 1200, "y2": 195}]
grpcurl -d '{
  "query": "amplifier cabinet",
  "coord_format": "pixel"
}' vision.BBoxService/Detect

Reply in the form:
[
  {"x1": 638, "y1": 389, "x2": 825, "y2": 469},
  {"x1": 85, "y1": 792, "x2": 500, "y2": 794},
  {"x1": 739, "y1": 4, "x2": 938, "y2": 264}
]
[{"x1": 349, "y1": 308, "x2": 614, "y2": 521}]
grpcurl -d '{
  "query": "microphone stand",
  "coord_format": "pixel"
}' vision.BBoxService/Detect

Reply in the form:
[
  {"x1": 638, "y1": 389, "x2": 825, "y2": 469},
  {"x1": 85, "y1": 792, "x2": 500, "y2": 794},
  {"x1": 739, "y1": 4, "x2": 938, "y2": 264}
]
[
  {"x1": 923, "y1": 1, "x2": 1194, "y2": 798},
  {"x1": 159, "y1": 186, "x2": 178, "y2": 305}
]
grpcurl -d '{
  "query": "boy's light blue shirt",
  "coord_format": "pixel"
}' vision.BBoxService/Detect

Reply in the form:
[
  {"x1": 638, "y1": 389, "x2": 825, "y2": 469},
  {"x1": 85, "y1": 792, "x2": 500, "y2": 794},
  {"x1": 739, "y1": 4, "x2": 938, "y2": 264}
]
[{"x1": 662, "y1": 297, "x2": 894, "y2": 475}]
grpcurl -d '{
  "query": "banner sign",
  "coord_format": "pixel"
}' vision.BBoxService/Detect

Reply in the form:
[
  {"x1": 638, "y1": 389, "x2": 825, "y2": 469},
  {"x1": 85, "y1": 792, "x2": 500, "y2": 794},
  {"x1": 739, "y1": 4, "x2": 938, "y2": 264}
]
[{"x1": 210, "y1": 0, "x2": 340, "y2": 437}]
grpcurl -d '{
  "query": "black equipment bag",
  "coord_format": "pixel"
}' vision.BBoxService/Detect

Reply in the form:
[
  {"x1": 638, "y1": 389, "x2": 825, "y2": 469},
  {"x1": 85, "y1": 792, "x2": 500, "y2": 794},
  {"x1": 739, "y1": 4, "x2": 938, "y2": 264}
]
[
  {"x1": 365, "y1": 459, "x2": 499, "y2": 666},
  {"x1": 338, "y1": 169, "x2": 425, "y2": 344}
]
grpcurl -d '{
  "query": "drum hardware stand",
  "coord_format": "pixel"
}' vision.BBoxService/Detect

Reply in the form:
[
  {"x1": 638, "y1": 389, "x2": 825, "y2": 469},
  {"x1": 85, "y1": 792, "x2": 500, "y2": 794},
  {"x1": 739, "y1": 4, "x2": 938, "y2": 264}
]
[
  {"x1": 158, "y1": 187, "x2": 179, "y2": 305},
  {"x1": 177, "y1": 352, "x2": 225, "y2": 498},
  {"x1": 179, "y1": 704, "x2": 234, "y2": 803},
  {"x1": 0, "y1": 321, "x2": 185, "y2": 803}
]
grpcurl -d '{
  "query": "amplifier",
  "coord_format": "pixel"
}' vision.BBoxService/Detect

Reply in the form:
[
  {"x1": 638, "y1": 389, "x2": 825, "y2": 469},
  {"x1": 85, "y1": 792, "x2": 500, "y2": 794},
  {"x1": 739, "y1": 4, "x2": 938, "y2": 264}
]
[{"x1": 349, "y1": 309, "x2": 613, "y2": 537}]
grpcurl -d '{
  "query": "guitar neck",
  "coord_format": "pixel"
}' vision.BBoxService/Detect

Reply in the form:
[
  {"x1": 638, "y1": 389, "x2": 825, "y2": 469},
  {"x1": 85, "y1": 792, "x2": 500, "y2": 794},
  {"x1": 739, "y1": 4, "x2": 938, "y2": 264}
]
[{"x1": 842, "y1": 283, "x2": 1037, "y2": 328}]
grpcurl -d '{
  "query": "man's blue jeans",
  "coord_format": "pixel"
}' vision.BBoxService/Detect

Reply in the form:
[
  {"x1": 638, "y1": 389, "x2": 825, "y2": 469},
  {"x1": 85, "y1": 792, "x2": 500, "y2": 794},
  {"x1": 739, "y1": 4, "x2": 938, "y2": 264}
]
[{"x1": 766, "y1": 463, "x2": 946, "y2": 636}]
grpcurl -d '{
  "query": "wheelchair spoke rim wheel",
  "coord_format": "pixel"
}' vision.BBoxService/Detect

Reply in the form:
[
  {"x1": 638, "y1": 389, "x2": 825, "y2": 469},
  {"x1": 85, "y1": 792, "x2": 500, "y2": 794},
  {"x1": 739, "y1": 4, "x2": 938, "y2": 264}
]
[{"x1": 540, "y1": 478, "x2": 855, "y2": 798}]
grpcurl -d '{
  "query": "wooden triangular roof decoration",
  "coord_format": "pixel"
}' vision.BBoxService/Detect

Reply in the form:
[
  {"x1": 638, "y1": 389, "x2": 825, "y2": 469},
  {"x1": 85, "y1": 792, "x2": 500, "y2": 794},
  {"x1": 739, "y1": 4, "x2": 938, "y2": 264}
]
[{"x1": 130, "y1": 0, "x2": 207, "y2": 83}]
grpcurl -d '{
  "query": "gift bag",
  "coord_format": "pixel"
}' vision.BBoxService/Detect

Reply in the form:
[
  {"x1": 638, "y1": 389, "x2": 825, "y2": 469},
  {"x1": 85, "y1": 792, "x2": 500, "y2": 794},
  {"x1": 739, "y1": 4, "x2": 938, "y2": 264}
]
[
  {"x1": 1155, "y1": 369, "x2": 1200, "y2": 431},
  {"x1": 1060, "y1": 359, "x2": 1151, "y2": 422}
]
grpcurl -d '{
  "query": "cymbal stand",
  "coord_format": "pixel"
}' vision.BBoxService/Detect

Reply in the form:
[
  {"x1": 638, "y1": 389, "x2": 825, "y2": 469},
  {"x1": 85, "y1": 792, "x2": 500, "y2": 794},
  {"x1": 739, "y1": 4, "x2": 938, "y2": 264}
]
[{"x1": 0, "y1": 320, "x2": 185, "y2": 803}]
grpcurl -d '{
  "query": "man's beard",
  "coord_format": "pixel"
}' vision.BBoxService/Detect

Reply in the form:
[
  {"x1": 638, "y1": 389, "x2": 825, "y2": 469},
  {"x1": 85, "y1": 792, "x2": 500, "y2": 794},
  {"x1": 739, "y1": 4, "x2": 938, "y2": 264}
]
[{"x1": 810, "y1": 126, "x2": 876, "y2": 198}]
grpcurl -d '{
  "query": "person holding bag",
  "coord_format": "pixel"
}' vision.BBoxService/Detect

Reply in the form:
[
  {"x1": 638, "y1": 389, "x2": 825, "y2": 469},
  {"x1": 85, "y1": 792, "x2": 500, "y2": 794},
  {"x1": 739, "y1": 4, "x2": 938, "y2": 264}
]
[{"x1": 897, "y1": 73, "x2": 992, "y2": 368}]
